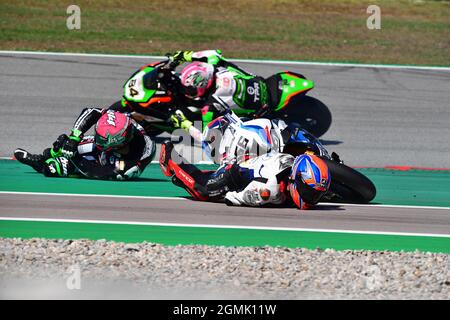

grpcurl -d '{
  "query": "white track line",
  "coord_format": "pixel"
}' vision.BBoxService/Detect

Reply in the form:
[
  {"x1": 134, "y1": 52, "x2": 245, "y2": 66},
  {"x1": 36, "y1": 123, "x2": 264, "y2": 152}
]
[
  {"x1": 1, "y1": 50, "x2": 449, "y2": 71},
  {"x1": 231, "y1": 58, "x2": 450, "y2": 71},
  {"x1": 1, "y1": 191, "x2": 450, "y2": 211},
  {"x1": 0, "y1": 191, "x2": 185, "y2": 201},
  {"x1": 319, "y1": 202, "x2": 450, "y2": 211},
  {"x1": 0, "y1": 216, "x2": 449, "y2": 238},
  {"x1": 0, "y1": 50, "x2": 165, "y2": 60}
]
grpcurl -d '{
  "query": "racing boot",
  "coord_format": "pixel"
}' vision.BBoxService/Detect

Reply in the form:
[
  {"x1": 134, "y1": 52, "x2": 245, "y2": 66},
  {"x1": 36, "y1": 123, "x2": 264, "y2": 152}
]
[
  {"x1": 159, "y1": 140, "x2": 175, "y2": 177},
  {"x1": 160, "y1": 140, "x2": 209, "y2": 201},
  {"x1": 14, "y1": 148, "x2": 45, "y2": 173},
  {"x1": 171, "y1": 175, "x2": 185, "y2": 188},
  {"x1": 172, "y1": 175, "x2": 209, "y2": 201}
]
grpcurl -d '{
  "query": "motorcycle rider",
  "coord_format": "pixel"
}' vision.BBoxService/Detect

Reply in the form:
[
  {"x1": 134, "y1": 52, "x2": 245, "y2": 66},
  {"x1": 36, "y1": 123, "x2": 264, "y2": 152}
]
[
  {"x1": 109, "y1": 49, "x2": 257, "y2": 136},
  {"x1": 201, "y1": 110, "x2": 310, "y2": 166},
  {"x1": 168, "y1": 49, "x2": 268, "y2": 124},
  {"x1": 159, "y1": 140, "x2": 330, "y2": 209},
  {"x1": 169, "y1": 49, "x2": 306, "y2": 113},
  {"x1": 167, "y1": 50, "x2": 311, "y2": 142},
  {"x1": 14, "y1": 109, "x2": 156, "y2": 180}
]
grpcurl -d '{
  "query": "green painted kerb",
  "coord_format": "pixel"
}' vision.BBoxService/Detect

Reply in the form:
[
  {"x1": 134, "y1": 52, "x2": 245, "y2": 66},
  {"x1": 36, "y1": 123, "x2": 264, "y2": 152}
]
[
  {"x1": 0, "y1": 220, "x2": 449, "y2": 254},
  {"x1": 2, "y1": 159, "x2": 450, "y2": 207},
  {"x1": 0, "y1": 159, "x2": 191, "y2": 198}
]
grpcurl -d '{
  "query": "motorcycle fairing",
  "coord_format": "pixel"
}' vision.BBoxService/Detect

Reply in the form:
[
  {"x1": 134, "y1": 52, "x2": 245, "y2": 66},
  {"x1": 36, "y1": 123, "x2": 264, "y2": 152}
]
[{"x1": 274, "y1": 72, "x2": 314, "y2": 111}]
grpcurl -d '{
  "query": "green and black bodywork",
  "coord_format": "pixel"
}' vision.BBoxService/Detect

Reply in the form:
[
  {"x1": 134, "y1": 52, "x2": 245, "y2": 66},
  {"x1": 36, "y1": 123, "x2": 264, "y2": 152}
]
[{"x1": 113, "y1": 58, "x2": 332, "y2": 138}]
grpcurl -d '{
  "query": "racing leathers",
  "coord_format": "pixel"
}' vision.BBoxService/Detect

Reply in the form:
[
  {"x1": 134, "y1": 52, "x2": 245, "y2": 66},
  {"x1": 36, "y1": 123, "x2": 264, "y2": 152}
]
[
  {"x1": 169, "y1": 50, "x2": 286, "y2": 143},
  {"x1": 223, "y1": 152, "x2": 293, "y2": 207},
  {"x1": 170, "y1": 50, "x2": 280, "y2": 118},
  {"x1": 160, "y1": 141, "x2": 306, "y2": 208},
  {"x1": 14, "y1": 108, "x2": 156, "y2": 180}
]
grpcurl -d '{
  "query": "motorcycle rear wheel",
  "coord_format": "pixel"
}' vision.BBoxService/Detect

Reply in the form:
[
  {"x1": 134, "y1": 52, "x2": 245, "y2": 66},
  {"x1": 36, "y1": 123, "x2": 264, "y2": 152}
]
[{"x1": 278, "y1": 96, "x2": 332, "y2": 138}]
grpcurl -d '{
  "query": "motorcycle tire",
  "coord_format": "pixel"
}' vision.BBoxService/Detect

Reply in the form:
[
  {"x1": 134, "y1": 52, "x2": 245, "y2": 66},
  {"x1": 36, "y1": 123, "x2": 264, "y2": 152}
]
[
  {"x1": 279, "y1": 96, "x2": 332, "y2": 138},
  {"x1": 321, "y1": 157, "x2": 377, "y2": 204}
]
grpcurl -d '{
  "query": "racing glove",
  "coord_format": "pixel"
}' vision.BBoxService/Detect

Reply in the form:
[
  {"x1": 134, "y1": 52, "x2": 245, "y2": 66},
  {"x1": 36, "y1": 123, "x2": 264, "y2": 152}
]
[
  {"x1": 170, "y1": 110, "x2": 193, "y2": 131},
  {"x1": 62, "y1": 129, "x2": 83, "y2": 158},
  {"x1": 168, "y1": 50, "x2": 194, "y2": 66},
  {"x1": 42, "y1": 134, "x2": 68, "y2": 159},
  {"x1": 224, "y1": 181, "x2": 269, "y2": 207},
  {"x1": 114, "y1": 160, "x2": 142, "y2": 180},
  {"x1": 50, "y1": 134, "x2": 68, "y2": 158},
  {"x1": 116, "y1": 165, "x2": 142, "y2": 180}
]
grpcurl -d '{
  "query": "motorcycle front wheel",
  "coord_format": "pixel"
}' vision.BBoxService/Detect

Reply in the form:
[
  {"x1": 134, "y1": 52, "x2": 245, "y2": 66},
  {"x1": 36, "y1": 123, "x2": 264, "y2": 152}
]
[{"x1": 321, "y1": 157, "x2": 377, "y2": 204}]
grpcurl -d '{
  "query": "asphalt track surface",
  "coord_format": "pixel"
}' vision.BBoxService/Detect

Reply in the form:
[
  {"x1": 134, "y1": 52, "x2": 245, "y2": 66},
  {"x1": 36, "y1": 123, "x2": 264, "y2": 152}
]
[
  {"x1": 1, "y1": 52, "x2": 450, "y2": 167},
  {"x1": 0, "y1": 193, "x2": 449, "y2": 235},
  {"x1": 0, "y1": 52, "x2": 449, "y2": 237}
]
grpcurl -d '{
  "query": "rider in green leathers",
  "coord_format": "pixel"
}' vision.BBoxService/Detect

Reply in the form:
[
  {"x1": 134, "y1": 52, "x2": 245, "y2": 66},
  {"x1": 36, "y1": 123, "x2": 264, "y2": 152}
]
[{"x1": 167, "y1": 50, "x2": 281, "y2": 133}]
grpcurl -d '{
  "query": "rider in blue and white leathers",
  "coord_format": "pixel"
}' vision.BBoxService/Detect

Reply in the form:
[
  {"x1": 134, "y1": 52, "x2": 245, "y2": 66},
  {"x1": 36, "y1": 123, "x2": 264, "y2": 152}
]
[{"x1": 159, "y1": 135, "x2": 330, "y2": 210}]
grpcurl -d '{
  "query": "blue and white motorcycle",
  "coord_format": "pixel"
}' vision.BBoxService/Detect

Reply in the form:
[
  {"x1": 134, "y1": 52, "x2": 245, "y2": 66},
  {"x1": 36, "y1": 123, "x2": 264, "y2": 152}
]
[{"x1": 202, "y1": 111, "x2": 376, "y2": 204}]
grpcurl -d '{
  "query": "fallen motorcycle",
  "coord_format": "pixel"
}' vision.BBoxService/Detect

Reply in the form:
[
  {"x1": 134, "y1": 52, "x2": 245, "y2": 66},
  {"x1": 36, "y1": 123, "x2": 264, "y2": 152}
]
[{"x1": 203, "y1": 112, "x2": 376, "y2": 204}]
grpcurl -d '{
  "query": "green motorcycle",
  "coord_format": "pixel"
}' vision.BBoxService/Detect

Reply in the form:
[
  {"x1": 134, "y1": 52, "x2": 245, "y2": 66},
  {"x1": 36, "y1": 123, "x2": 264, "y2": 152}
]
[{"x1": 111, "y1": 59, "x2": 332, "y2": 138}]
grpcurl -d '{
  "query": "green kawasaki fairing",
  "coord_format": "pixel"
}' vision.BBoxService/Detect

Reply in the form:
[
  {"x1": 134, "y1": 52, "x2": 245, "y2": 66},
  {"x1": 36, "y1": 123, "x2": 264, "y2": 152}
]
[
  {"x1": 230, "y1": 72, "x2": 314, "y2": 116},
  {"x1": 274, "y1": 72, "x2": 314, "y2": 111},
  {"x1": 121, "y1": 65, "x2": 158, "y2": 107},
  {"x1": 121, "y1": 63, "x2": 316, "y2": 134}
]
